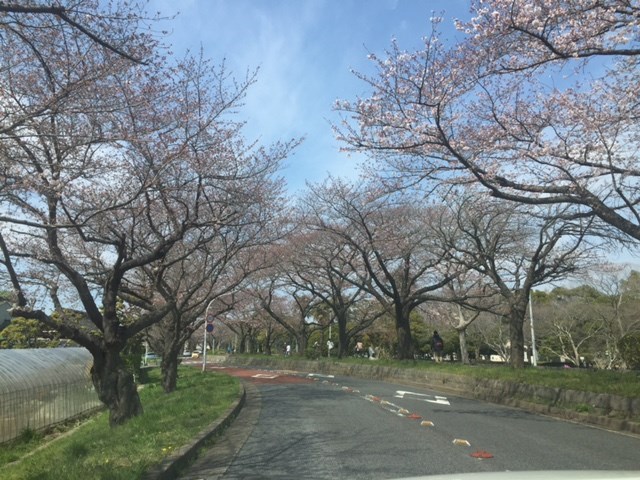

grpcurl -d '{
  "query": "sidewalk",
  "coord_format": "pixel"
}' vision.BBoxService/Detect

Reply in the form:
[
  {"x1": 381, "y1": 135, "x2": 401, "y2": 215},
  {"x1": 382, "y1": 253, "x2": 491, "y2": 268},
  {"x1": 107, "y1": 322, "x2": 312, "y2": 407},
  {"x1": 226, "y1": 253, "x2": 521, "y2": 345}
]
[
  {"x1": 177, "y1": 381, "x2": 260, "y2": 480},
  {"x1": 142, "y1": 381, "x2": 247, "y2": 480}
]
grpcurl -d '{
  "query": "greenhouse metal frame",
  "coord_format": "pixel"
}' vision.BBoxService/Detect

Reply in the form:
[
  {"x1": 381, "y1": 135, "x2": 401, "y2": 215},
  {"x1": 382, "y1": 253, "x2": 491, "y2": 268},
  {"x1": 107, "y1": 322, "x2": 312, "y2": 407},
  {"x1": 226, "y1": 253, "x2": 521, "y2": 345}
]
[{"x1": 0, "y1": 348, "x2": 102, "y2": 444}]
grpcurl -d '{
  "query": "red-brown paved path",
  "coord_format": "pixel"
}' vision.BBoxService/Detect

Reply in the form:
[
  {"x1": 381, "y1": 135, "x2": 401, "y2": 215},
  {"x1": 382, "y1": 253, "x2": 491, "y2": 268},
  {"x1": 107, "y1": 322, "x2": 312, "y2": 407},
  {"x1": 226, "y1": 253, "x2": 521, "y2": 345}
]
[{"x1": 205, "y1": 365, "x2": 314, "y2": 385}]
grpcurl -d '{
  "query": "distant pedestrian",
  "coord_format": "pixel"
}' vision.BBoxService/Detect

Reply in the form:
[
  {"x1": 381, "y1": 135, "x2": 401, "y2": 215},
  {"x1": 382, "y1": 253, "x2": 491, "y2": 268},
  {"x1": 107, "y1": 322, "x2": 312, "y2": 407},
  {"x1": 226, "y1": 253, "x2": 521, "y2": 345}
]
[
  {"x1": 286, "y1": 344, "x2": 291, "y2": 356},
  {"x1": 431, "y1": 331, "x2": 444, "y2": 363}
]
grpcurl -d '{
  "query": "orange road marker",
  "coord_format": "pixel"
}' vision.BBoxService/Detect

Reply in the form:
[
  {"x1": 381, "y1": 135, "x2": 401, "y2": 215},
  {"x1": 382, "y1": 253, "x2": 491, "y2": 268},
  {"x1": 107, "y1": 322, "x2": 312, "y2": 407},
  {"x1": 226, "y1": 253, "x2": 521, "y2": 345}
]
[{"x1": 471, "y1": 450, "x2": 494, "y2": 459}]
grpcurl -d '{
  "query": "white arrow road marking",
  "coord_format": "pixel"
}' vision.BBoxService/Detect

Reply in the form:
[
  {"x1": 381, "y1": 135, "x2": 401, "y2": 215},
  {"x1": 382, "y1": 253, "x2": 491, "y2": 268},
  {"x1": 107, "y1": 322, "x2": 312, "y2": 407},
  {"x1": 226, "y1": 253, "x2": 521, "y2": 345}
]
[
  {"x1": 394, "y1": 391, "x2": 450, "y2": 405},
  {"x1": 307, "y1": 373, "x2": 335, "y2": 379}
]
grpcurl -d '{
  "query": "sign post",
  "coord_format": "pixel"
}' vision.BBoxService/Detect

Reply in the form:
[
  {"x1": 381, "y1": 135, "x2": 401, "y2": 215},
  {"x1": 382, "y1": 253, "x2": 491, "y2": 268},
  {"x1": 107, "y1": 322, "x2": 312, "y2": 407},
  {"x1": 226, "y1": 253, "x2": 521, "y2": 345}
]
[
  {"x1": 202, "y1": 320, "x2": 207, "y2": 372},
  {"x1": 202, "y1": 310, "x2": 215, "y2": 372}
]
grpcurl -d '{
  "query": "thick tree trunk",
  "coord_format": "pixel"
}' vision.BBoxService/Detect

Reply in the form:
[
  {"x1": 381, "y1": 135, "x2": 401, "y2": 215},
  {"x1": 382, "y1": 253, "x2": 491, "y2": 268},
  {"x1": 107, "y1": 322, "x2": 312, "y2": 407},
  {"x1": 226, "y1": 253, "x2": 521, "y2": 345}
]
[
  {"x1": 337, "y1": 314, "x2": 349, "y2": 358},
  {"x1": 458, "y1": 328, "x2": 470, "y2": 364},
  {"x1": 455, "y1": 305, "x2": 473, "y2": 364},
  {"x1": 264, "y1": 329, "x2": 272, "y2": 355},
  {"x1": 239, "y1": 334, "x2": 247, "y2": 353},
  {"x1": 395, "y1": 306, "x2": 414, "y2": 360},
  {"x1": 161, "y1": 347, "x2": 181, "y2": 393},
  {"x1": 296, "y1": 331, "x2": 308, "y2": 355},
  {"x1": 91, "y1": 348, "x2": 143, "y2": 426},
  {"x1": 508, "y1": 302, "x2": 527, "y2": 369}
]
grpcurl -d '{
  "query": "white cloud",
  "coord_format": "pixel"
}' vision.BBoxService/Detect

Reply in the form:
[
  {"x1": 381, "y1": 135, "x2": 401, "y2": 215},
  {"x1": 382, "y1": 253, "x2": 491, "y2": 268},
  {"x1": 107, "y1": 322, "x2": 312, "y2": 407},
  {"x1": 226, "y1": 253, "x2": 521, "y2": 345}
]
[{"x1": 146, "y1": 0, "x2": 471, "y2": 195}]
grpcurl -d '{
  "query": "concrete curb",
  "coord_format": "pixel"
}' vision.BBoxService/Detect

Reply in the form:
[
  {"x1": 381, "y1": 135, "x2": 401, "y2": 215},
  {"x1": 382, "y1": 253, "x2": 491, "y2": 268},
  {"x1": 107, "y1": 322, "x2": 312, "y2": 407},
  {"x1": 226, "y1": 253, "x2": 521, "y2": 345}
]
[{"x1": 142, "y1": 383, "x2": 247, "y2": 480}]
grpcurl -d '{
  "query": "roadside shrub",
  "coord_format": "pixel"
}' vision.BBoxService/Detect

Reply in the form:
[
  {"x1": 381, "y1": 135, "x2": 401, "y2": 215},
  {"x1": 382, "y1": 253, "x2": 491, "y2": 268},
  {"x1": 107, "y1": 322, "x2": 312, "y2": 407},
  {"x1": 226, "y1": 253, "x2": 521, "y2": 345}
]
[
  {"x1": 618, "y1": 333, "x2": 640, "y2": 370},
  {"x1": 122, "y1": 334, "x2": 145, "y2": 379}
]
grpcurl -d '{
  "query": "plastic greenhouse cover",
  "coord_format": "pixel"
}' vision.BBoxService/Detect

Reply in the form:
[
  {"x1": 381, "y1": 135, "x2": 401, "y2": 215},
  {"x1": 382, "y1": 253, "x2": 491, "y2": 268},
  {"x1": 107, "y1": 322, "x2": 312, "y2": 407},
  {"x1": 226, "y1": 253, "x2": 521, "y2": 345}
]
[{"x1": 0, "y1": 348, "x2": 93, "y2": 389}]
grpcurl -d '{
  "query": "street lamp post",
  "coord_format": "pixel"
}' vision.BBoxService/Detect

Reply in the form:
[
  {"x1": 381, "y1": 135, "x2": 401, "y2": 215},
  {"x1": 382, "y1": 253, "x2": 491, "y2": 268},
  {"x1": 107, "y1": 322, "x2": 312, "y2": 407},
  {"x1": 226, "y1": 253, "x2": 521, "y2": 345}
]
[{"x1": 529, "y1": 291, "x2": 538, "y2": 367}]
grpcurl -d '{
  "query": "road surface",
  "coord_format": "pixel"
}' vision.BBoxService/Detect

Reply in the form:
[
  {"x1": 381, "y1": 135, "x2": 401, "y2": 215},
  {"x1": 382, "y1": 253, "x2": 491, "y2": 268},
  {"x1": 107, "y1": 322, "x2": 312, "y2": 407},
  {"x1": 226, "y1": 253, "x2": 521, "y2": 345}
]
[{"x1": 178, "y1": 365, "x2": 640, "y2": 480}]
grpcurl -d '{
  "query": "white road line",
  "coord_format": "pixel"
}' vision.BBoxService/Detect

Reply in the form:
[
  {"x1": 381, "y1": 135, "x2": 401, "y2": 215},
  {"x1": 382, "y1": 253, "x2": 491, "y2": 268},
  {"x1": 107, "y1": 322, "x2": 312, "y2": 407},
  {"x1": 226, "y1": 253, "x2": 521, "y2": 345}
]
[{"x1": 252, "y1": 373, "x2": 279, "y2": 379}]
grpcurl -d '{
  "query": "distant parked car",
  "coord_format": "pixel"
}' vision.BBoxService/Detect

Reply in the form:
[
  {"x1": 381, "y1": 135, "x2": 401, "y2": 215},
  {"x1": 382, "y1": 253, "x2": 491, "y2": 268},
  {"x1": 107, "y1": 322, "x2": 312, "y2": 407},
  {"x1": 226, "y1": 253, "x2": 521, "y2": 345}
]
[{"x1": 143, "y1": 352, "x2": 160, "y2": 365}]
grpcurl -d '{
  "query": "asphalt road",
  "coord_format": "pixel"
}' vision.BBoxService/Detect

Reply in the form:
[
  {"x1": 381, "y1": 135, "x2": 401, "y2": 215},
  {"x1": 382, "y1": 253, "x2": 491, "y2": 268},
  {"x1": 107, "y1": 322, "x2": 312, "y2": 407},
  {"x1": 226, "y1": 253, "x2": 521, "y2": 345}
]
[{"x1": 178, "y1": 366, "x2": 640, "y2": 480}]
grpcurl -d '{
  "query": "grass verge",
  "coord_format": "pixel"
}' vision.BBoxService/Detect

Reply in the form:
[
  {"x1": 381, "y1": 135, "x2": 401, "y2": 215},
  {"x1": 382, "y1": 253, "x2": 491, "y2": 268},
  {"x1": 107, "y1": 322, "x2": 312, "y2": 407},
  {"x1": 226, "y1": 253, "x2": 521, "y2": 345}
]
[
  {"x1": 0, "y1": 366, "x2": 239, "y2": 480},
  {"x1": 240, "y1": 353, "x2": 640, "y2": 398}
]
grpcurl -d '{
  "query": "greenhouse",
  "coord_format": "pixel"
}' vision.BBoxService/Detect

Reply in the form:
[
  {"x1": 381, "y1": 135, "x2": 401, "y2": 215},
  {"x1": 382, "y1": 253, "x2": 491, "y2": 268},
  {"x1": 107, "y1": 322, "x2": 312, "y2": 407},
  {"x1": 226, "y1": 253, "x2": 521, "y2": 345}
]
[{"x1": 0, "y1": 348, "x2": 102, "y2": 444}]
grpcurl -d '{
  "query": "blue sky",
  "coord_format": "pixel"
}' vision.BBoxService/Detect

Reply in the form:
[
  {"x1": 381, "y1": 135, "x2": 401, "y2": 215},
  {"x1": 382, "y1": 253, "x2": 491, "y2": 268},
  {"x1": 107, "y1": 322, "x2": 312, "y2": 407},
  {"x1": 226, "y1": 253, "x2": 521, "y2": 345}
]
[{"x1": 148, "y1": 0, "x2": 471, "y2": 195}]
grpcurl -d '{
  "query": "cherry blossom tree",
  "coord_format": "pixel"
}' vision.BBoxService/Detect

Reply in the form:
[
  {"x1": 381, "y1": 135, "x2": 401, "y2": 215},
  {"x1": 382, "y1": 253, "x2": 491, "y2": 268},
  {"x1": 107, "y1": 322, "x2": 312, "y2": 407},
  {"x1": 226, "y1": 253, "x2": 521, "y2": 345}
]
[
  {"x1": 136, "y1": 175, "x2": 287, "y2": 392},
  {"x1": 435, "y1": 272, "x2": 501, "y2": 365},
  {"x1": 433, "y1": 191, "x2": 596, "y2": 367},
  {"x1": 118, "y1": 71, "x2": 289, "y2": 391},
  {"x1": 0, "y1": 2, "x2": 149, "y2": 64},
  {"x1": 213, "y1": 298, "x2": 255, "y2": 354},
  {"x1": 243, "y1": 239, "x2": 331, "y2": 357},
  {"x1": 218, "y1": 290, "x2": 287, "y2": 354},
  {"x1": 0, "y1": 0, "x2": 166, "y2": 425},
  {"x1": 336, "y1": 0, "x2": 640, "y2": 243},
  {"x1": 127, "y1": 241, "x2": 241, "y2": 392},
  {"x1": 304, "y1": 178, "x2": 457, "y2": 359},
  {"x1": 457, "y1": 1, "x2": 640, "y2": 72},
  {"x1": 0, "y1": 2, "x2": 296, "y2": 423},
  {"x1": 0, "y1": 1, "x2": 153, "y2": 143},
  {"x1": 280, "y1": 227, "x2": 384, "y2": 358}
]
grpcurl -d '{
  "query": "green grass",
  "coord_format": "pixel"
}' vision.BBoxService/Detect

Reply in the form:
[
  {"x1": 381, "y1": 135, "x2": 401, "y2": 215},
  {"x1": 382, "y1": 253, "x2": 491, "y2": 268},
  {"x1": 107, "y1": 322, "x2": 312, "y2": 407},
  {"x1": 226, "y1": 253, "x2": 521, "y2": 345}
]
[
  {"x1": 451, "y1": 363, "x2": 640, "y2": 397},
  {"x1": 0, "y1": 428, "x2": 45, "y2": 466},
  {"x1": 0, "y1": 366, "x2": 240, "y2": 480},
  {"x1": 333, "y1": 357, "x2": 640, "y2": 397}
]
